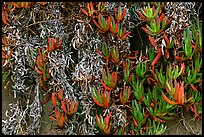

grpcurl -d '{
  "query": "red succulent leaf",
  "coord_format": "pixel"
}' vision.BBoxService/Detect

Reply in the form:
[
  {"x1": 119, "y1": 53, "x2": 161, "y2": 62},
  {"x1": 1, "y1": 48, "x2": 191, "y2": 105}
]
[
  {"x1": 151, "y1": 52, "x2": 162, "y2": 67},
  {"x1": 138, "y1": 11, "x2": 147, "y2": 21},
  {"x1": 149, "y1": 36, "x2": 157, "y2": 47},
  {"x1": 159, "y1": 13, "x2": 165, "y2": 21},
  {"x1": 175, "y1": 55, "x2": 189, "y2": 61},
  {"x1": 103, "y1": 90, "x2": 110, "y2": 108},
  {"x1": 81, "y1": 8, "x2": 88, "y2": 16},
  {"x1": 142, "y1": 27, "x2": 152, "y2": 35},
  {"x1": 163, "y1": 33, "x2": 170, "y2": 47},
  {"x1": 178, "y1": 81, "x2": 184, "y2": 105},
  {"x1": 133, "y1": 118, "x2": 138, "y2": 127}
]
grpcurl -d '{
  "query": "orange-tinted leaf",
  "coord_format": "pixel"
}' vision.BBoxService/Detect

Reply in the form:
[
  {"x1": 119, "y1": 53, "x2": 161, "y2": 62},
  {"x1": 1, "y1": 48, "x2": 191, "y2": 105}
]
[
  {"x1": 153, "y1": 116, "x2": 166, "y2": 123},
  {"x1": 190, "y1": 84, "x2": 199, "y2": 92},
  {"x1": 35, "y1": 65, "x2": 43, "y2": 75},
  {"x1": 51, "y1": 92, "x2": 57, "y2": 107},
  {"x1": 162, "y1": 92, "x2": 178, "y2": 105},
  {"x1": 179, "y1": 81, "x2": 184, "y2": 105},
  {"x1": 10, "y1": 2, "x2": 20, "y2": 8},
  {"x1": 104, "y1": 112, "x2": 112, "y2": 126},
  {"x1": 49, "y1": 115, "x2": 56, "y2": 121},
  {"x1": 55, "y1": 107, "x2": 59, "y2": 120},
  {"x1": 133, "y1": 118, "x2": 138, "y2": 127},
  {"x1": 121, "y1": 7, "x2": 127, "y2": 21},
  {"x1": 81, "y1": 8, "x2": 88, "y2": 16},
  {"x1": 39, "y1": 2, "x2": 46, "y2": 5},
  {"x1": 90, "y1": 2, "x2": 94, "y2": 15},
  {"x1": 59, "y1": 113, "x2": 65, "y2": 127},
  {"x1": 2, "y1": 12, "x2": 9, "y2": 25},
  {"x1": 51, "y1": 38, "x2": 55, "y2": 51}
]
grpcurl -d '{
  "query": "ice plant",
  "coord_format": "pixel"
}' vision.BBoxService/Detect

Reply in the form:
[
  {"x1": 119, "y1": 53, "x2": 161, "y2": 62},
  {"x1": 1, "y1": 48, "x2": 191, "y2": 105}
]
[
  {"x1": 51, "y1": 92, "x2": 57, "y2": 107},
  {"x1": 109, "y1": 15, "x2": 118, "y2": 35},
  {"x1": 91, "y1": 86, "x2": 110, "y2": 108},
  {"x1": 145, "y1": 119, "x2": 167, "y2": 135},
  {"x1": 184, "y1": 67, "x2": 201, "y2": 85},
  {"x1": 142, "y1": 14, "x2": 170, "y2": 35},
  {"x1": 95, "y1": 42, "x2": 110, "y2": 65},
  {"x1": 182, "y1": 28, "x2": 194, "y2": 58},
  {"x1": 117, "y1": 24, "x2": 131, "y2": 40},
  {"x1": 131, "y1": 100, "x2": 147, "y2": 129},
  {"x1": 114, "y1": 5, "x2": 126, "y2": 23},
  {"x1": 35, "y1": 48, "x2": 50, "y2": 83},
  {"x1": 10, "y1": 2, "x2": 35, "y2": 8},
  {"x1": 81, "y1": 2, "x2": 95, "y2": 17},
  {"x1": 111, "y1": 47, "x2": 120, "y2": 65},
  {"x1": 101, "y1": 67, "x2": 117, "y2": 90},
  {"x1": 97, "y1": 2, "x2": 107, "y2": 12},
  {"x1": 146, "y1": 88, "x2": 176, "y2": 121},
  {"x1": 163, "y1": 33, "x2": 174, "y2": 48},
  {"x1": 135, "y1": 61, "x2": 147, "y2": 78},
  {"x1": 151, "y1": 52, "x2": 162, "y2": 70},
  {"x1": 131, "y1": 75, "x2": 145, "y2": 101},
  {"x1": 162, "y1": 80, "x2": 187, "y2": 105},
  {"x1": 62, "y1": 98, "x2": 78, "y2": 115},
  {"x1": 96, "y1": 112, "x2": 112, "y2": 134},
  {"x1": 101, "y1": 41, "x2": 110, "y2": 61},
  {"x1": 47, "y1": 37, "x2": 63, "y2": 52},
  {"x1": 155, "y1": 67, "x2": 166, "y2": 88},
  {"x1": 166, "y1": 64, "x2": 183, "y2": 80},
  {"x1": 49, "y1": 107, "x2": 65, "y2": 128},
  {"x1": 122, "y1": 59, "x2": 132, "y2": 82},
  {"x1": 138, "y1": 3, "x2": 160, "y2": 21},
  {"x1": 120, "y1": 85, "x2": 131, "y2": 105},
  {"x1": 93, "y1": 14, "x2": 109, "y2": 33}
]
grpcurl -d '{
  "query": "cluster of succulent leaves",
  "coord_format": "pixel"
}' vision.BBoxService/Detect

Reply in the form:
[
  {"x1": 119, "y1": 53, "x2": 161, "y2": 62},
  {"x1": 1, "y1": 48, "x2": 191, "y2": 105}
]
[
  {"x1": 2, "y1": 2, "x2": 202, "y2": 135},
  {"x1": 81, "y1": 2, "x2": 202, "y2": 135}
]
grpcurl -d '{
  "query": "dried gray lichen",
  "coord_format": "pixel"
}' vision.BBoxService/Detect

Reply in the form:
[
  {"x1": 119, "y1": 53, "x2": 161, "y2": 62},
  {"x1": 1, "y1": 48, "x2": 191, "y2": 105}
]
[{"x1": 164, "y1": 2, "x2": 197, "y2": 35}]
